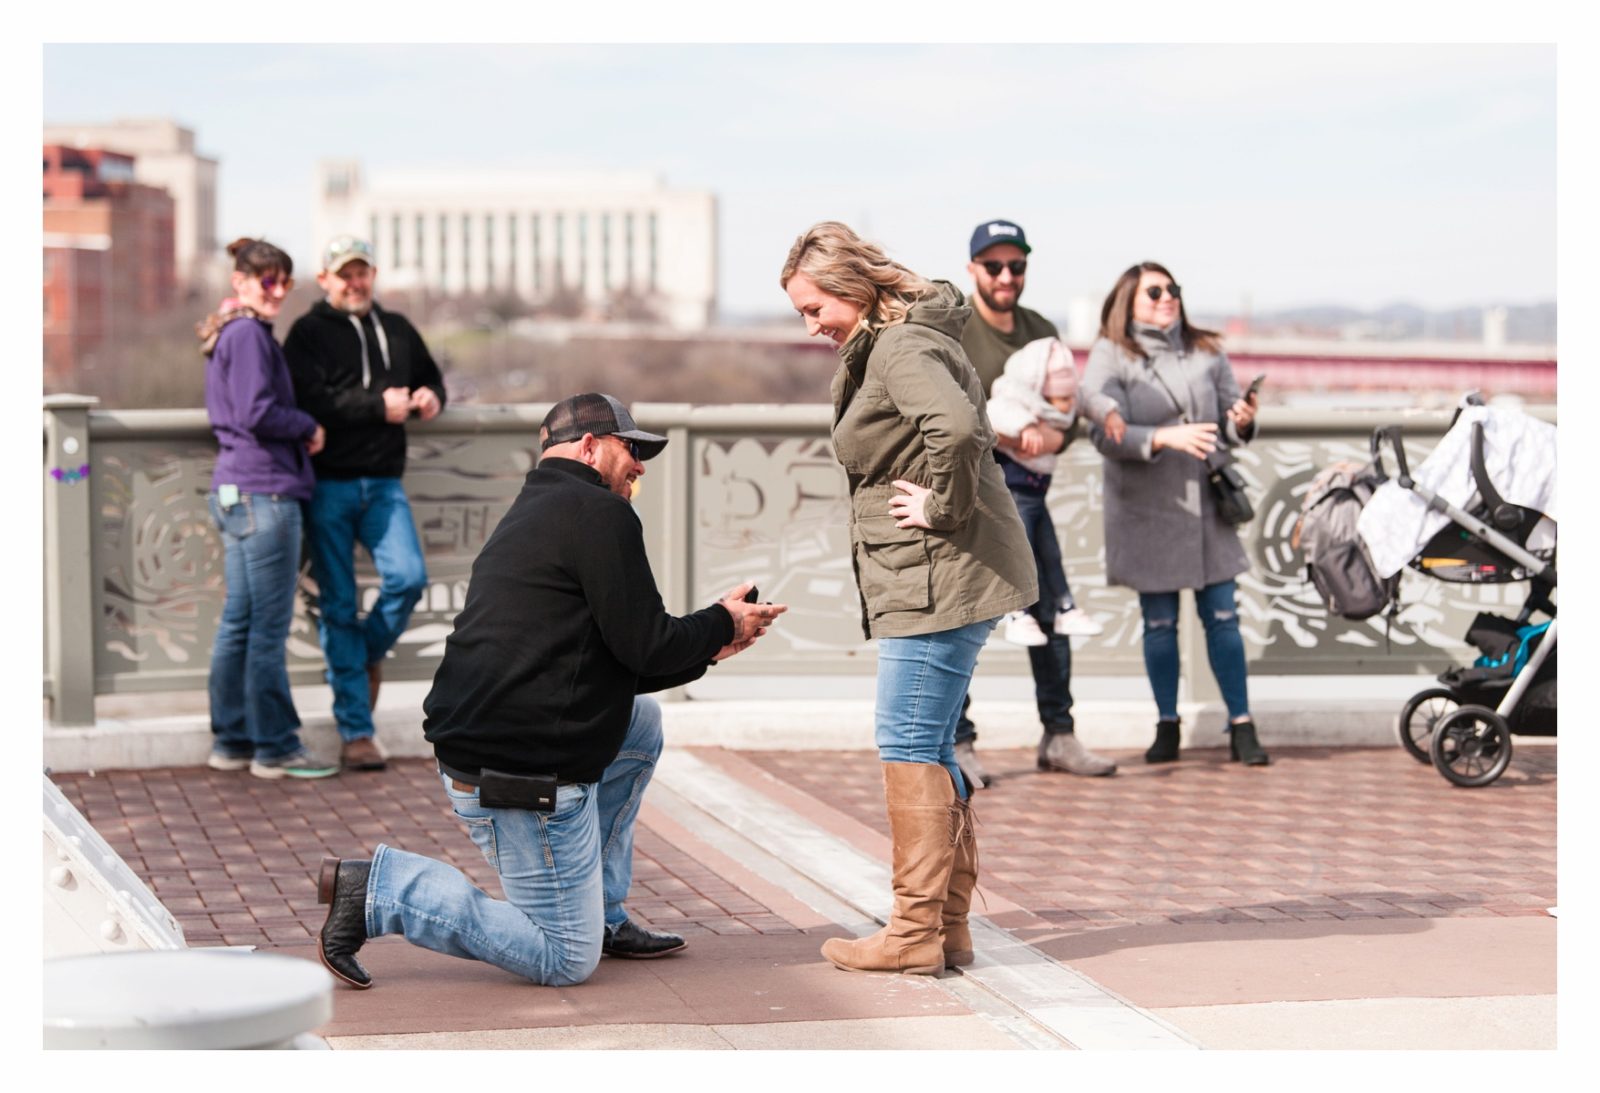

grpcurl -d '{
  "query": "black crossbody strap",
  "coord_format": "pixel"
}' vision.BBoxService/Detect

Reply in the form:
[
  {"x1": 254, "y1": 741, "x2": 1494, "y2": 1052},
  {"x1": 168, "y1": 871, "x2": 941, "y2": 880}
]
[{"x1": 1148, "y1": 359, "x2": 1228, "y2": 471}]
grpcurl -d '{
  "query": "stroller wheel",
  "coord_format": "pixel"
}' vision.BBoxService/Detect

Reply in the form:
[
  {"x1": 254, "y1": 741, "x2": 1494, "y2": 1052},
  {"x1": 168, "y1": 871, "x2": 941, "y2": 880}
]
[
  {"x1": 1398, "y1": 688, "x2": 1461, "y2": 764},
  {"x1": 1429, "y1": 705, "x2": 1514, "y2": 787}
]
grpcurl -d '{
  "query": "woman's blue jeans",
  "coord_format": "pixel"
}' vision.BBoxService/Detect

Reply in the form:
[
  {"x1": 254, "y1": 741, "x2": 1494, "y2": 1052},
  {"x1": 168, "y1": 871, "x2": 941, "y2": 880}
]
[
  {"x1": 365, "y1": 696, "x2": 663, "y2": 987},
  {"x1": 875, "y1": 619, "x2": 997, "y2": 798},
  {"x1": 1138, "y1": 579, "x2": 1251, "y2": 723},
  {"x1": 206, "y1": 492, "x2": 308, "y2": 761}
]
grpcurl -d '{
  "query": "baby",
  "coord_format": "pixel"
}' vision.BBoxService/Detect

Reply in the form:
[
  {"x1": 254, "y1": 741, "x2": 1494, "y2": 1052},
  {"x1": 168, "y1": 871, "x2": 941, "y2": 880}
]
[{"x1": 986, "y1": 337, "x2": 1125, "y2": 645}]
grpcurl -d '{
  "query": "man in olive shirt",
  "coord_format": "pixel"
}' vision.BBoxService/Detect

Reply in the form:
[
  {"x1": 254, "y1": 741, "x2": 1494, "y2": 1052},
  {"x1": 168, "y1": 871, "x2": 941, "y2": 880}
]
[{"x1": 955, "y1": 220, "x2": 1116, "y2": 787}]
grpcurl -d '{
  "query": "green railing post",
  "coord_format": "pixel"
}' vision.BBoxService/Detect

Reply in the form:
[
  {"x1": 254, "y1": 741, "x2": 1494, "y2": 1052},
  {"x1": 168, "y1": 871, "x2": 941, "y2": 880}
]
[{"x1": 44, "y1": 395, "x2": 100, "y2": 726}]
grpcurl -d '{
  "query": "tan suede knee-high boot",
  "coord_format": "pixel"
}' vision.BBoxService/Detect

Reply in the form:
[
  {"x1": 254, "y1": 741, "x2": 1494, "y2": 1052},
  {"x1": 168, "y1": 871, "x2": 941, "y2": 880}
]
[
  {"x1": 940, "y1": 795, "x2": 978, "y2": 967},
  {"x1": 821, "y1": 762, "x2": 955, "y2": 975}
]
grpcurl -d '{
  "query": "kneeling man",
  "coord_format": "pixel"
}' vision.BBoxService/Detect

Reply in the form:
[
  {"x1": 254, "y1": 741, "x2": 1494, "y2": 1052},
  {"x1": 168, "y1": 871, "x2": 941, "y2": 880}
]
[{"x1": 317, "y1": 393, "x2": 784, "y2": 987}]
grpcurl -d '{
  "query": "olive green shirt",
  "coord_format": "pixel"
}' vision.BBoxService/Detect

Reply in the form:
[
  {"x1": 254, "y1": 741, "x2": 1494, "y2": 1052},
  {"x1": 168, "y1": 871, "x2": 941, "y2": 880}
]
[{"x1": 960, "y1": 298, "x2": 1059, "y2": 396}]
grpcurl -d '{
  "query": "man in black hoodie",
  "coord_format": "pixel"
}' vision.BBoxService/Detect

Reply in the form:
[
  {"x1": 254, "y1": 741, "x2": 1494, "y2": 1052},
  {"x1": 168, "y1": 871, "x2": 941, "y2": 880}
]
[
  {"x1": 313, "y1": 393, "x2": 786, "y2": 990},
  {"x1": 285, "y1": 235, "x2": 447, "y2": 772}
]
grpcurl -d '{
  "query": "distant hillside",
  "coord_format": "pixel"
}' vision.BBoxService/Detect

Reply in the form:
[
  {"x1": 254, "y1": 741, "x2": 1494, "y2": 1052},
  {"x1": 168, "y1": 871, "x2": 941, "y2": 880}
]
[{"x1": 1190, "y1": 302, "x2": 1556, "y2": 345}]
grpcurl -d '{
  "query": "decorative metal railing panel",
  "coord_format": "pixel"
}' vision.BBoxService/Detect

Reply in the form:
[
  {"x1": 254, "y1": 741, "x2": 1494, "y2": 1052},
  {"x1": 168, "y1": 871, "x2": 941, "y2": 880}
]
[{"x1": 43, "y1": 400, "x2": 1554, "y2": 721}]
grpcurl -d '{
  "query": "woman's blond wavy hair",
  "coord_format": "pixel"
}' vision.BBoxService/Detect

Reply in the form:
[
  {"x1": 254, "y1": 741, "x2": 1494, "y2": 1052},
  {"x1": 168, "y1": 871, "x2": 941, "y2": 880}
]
[{"x1": 779, "y1": 221, "x2": 934, "y2": 336}]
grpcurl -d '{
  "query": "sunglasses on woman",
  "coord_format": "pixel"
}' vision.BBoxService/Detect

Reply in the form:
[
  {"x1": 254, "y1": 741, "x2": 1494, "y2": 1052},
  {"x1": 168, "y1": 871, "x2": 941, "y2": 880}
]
[
  {"x1": 1144, "y1": 283, "x2": 1181, "y2": 301},
  {"x1": 259, "y1": 275, "x2": 295, "y2": 294},
  {"x1": 980, "y1": 259, "x2": 1027, "y2": 277}
]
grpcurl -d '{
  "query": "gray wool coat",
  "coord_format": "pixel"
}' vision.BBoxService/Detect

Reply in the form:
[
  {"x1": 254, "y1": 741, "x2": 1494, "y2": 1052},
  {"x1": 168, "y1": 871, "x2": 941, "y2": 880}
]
[{"x1": 1080, "y1": 322, "x2": 1255, "y2": 594}]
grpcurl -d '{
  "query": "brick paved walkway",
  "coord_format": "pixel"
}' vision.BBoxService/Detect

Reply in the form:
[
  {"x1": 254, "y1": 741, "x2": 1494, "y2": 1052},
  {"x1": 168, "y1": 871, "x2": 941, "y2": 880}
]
[
  {"x1": 52, "y1": 744, "x2": 1555, "y2": 955},
  {"x1": 745, "y1": 744, "x2": 1558, "y2": 932}
]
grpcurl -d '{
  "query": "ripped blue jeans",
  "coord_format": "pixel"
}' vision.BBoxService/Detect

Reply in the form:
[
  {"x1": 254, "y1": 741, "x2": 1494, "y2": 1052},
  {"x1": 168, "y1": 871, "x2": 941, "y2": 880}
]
[{"x1": 1138, "y1": 579, "x2": 1251, "y2": 723}]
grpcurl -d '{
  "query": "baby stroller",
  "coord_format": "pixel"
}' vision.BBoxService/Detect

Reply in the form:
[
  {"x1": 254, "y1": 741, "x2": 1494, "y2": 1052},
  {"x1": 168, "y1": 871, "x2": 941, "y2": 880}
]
[{"x1": 1356, "y1": 395, "x2": 1557, "y2": 787}]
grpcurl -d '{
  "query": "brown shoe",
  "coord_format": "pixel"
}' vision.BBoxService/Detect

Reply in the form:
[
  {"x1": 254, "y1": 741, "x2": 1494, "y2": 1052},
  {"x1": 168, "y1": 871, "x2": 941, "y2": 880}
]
[
  {"x1": 341, "y1": 735, "x2": 388, "y2": 771},
  {"x1": 367, "y1": 661, "x2": 382, "y2": 709}
]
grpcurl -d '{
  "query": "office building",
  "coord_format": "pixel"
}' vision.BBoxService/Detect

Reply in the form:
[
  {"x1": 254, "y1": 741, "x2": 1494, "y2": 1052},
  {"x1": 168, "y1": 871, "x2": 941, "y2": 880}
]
[
  {"x1": 43, "y1": 119, "x2": 220, "y2": 292},
  {"x1": 313, "y1": 160, "x2": 716, "y2": 329}
]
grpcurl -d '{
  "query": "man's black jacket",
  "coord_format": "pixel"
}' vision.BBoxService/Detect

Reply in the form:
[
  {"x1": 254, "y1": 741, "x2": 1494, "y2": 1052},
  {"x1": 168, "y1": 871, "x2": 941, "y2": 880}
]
[
  {"x1": 283, "y1": 299, "x2": 447, "y2": 480},
  {"x1": 422, "y1": 458, "x2": 734, "y2": 784}
]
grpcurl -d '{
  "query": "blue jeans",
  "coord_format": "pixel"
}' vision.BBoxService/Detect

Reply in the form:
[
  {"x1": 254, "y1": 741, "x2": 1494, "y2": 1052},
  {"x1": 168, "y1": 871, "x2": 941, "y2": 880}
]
[
  {"x1": 207, "y1": 492, "x2": 308, "y2": 761},
  {"x1": 1139, "y1": 579, "x2": 1251, "y2": 723},
  {"x1": 875, "y1": 619, "x2": 997, "y2": 798},
  {"x1": 366, "y1": 696, "x2": 663, "y2": 986},
  {"x1": 306, "y1": 477, "x2": 427, "y2": 741},
  {"x1": 956, "y1": 490, "x2": 1075, "y2": 743}
]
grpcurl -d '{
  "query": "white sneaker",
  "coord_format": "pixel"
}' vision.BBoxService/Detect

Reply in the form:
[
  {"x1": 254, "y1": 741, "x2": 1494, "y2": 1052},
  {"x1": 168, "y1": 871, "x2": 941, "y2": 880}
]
[
  {"x1": 1053, "y1": 607, "x2": 1103, "y2": 637},
  {"x1": 1003, "y1": 611, "x2": 1049, "y2": 647}
]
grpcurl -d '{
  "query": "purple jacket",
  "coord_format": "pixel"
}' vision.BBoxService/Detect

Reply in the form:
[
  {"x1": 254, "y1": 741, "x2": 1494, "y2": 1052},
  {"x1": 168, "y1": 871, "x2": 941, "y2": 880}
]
[{"x1": 205, "y1": 318, "x2": 318, "y2": 501}]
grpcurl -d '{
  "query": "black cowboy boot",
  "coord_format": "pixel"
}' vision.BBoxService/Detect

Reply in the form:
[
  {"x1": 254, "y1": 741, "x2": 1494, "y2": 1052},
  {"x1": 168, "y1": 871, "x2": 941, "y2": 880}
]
[
  {"x1": 1229, "y1": 720, "x2": 1272, "y2": 766},
  {"x1": 1145, "y1": 718, "x2": 1181, "y2": 764},
  {"x1": 317, "y1": 857, "x2": 373, "y2": 989}
]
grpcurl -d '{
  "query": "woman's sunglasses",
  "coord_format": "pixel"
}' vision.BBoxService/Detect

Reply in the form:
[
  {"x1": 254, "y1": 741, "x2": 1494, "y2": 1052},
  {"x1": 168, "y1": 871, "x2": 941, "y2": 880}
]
[
  {"x1": 1144, "y1": 283, "x2": 1181, "y2": 301},
  {"x1": 980, "y1": 259, "x2": 1028, "y2": 277},
  {"x1": 259, "y1": 275, "x2": 295, "y2": 294}
]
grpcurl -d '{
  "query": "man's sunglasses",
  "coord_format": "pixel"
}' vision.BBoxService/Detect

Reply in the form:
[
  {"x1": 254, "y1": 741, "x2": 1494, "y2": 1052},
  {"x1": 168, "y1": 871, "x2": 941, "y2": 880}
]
[
  {"x1": 979, "y1": 259, "x2": 1028, "y2": 277},
  {"x1": 259, "y1": 275, "x2": 295, "y2": 294},
  {"x1": 608, "y1": 435, "x2": 642, "y2": 461},
  {"x1": 1144, "y1": 283, "x2": 1181, "y2": 301}
]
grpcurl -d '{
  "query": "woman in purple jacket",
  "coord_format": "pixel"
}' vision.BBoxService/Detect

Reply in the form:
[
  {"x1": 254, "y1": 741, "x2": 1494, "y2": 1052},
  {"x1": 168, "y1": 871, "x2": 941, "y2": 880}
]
[{"x1": 201, "y1": 238, "x2": 337, "y2": 779}]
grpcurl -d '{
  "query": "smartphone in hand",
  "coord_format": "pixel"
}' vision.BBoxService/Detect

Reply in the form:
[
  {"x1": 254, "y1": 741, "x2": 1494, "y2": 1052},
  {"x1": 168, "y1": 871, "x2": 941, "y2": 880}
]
[{"x1": 1246, "y1": 373, "x2": 1267, "y2": 399}]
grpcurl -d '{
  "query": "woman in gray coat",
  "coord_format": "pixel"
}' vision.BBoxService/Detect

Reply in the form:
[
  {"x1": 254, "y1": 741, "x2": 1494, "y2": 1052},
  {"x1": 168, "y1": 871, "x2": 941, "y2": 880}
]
[
  {"x1": 1081, "y1": 261, "x2": 1270, "y2": 766},
  {"x1": 781, "y1": 221, "x2": 1036, "y2": 978}
]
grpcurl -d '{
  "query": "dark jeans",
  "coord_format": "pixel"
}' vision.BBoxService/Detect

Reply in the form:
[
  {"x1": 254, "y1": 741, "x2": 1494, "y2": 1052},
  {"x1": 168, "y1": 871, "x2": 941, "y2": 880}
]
[
  {"x1": 956, "y1": 487, "x2": 1077, "y2": 744},
  {"x1": 1138, "y1": 579, "x2": 1251, "y2": 722}
]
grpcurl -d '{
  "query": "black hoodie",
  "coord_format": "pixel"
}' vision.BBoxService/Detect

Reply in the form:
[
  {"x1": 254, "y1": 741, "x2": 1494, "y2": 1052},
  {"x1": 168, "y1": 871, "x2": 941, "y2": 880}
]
[{"x1": 283, "y1": 299, "x2": 447, "y2": 480}]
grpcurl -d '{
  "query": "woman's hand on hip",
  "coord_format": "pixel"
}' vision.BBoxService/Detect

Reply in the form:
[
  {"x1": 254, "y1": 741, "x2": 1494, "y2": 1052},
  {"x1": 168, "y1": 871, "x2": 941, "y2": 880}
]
[
  {"x1": 1153, "y1": 422, "x2": 1218, "y2": 460},
  {"x1": 890, "y1": 479, "x2": 934, "y2": 529}
]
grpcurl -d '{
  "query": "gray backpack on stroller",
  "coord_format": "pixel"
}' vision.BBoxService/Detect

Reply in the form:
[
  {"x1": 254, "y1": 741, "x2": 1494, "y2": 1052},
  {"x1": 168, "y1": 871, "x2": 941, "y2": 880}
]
[{"x1": 1293, "y1": 459, "x2": 1400, "y2": 620}]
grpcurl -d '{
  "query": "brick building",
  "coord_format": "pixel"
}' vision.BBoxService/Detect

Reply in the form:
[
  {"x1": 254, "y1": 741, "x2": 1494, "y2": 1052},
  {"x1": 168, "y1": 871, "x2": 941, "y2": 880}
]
[{"x1": 43, "y1": 144, "x2": 177, "y2": 389}]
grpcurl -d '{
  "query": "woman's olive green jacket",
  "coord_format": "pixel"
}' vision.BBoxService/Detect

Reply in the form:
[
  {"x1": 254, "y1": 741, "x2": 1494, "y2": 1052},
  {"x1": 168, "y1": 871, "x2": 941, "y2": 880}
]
[{"x1": 830, "y1": 281, "x2": 1037, "y2": 640}]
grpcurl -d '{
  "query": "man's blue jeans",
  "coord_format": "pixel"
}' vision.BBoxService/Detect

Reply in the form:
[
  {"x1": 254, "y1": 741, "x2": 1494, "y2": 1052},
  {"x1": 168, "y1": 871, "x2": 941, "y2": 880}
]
[
  {"x1": 956, "y1": 488, "x2": 1076, "y2": 744},
  {"x1": 366, "y1": 696, "x2": 663, "y2": 986},
  {"x1": 207, "y1": 492, "x2": 309, "y2": 761},
  {"x1": 875, "y1": 619, "x2": 997, "y2": 798},
  {"x1": 306, "y1": 477, "x2": 427, "y2": 741},
  {"x1": 1138, "y1": 579, "x2": 1252, "y2": 722}
]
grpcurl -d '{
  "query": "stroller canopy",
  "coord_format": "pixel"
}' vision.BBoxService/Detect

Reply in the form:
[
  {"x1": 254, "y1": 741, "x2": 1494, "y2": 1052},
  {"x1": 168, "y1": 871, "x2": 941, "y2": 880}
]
[{"x1": 1357, "y1": 404, "x2": 1557, "y2": 579}]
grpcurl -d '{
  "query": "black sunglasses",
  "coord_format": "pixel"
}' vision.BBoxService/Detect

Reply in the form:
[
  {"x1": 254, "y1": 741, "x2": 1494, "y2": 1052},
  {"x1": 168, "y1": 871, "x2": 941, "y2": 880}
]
[
  {"x1": 608, "y1": 435, "x2": 641, "y2": 461},
  {"x1": 1144, "y1": 283, "x2": 1181, "y2": 301},
  {"x1": 980, "y1": 259, "x2": 1027, "y2": 277}
]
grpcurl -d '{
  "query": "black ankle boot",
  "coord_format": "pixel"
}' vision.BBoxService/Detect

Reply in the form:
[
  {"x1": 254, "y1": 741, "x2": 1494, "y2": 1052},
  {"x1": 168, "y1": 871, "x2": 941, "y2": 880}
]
[
  {"x1": 1229, "y1": 720, "x2": 1272, "y2": 766},
  {"x1": 1145, "y1": 718, "x2": 1181, "y2": 764},
  {"x1": 318, "y1": 857, "x2": 373, "y2": 989}
]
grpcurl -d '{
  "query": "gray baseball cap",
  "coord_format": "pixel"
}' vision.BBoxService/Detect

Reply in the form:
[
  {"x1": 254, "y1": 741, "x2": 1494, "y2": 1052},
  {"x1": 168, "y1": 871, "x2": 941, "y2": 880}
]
[{"x1": 539, "y1": 393, "x2": 668, "y2": 460}]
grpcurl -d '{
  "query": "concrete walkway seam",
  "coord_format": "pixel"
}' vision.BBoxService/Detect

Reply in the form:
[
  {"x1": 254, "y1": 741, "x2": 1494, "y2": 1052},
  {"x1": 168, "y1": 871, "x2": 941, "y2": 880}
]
[{"x1": 652, "y1": 749, "x2": 1198, "y2": 1050}]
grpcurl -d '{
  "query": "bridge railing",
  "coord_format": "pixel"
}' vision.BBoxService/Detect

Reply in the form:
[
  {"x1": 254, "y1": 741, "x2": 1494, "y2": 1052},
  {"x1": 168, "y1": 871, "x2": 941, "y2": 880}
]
[{"x1": 42, "y1": 395, "x2": 1555, "y2": 726}]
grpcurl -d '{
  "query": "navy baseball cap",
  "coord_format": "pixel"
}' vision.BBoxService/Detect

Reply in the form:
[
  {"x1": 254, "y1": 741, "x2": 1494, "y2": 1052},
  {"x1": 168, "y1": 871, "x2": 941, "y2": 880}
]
[
  {"x1": 969, "y1": 220, "x2": 1032, "y2": 259},
  {"x1": 539, "y1": 392, "x2": 668, "y2": 460}
]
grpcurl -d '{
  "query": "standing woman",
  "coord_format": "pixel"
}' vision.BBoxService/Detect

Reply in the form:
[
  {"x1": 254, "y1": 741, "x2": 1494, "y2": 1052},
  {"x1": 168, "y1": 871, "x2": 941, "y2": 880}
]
[
  {"x1": 781, "y1": 222, "x2": 1037, "y2": 975},
  {"x1": 201, "y1": 238, "x2": 338, "y2": 779},
  {"x1": 1081, "y1": 261, "x2": 1269, "y2": 766}
]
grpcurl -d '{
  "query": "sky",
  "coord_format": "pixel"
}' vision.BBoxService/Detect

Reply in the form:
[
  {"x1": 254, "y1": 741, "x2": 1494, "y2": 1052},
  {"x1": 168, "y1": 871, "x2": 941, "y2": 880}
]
[{"x1": 40, "y1": 41, "x2": 1557, "y2": 322}]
